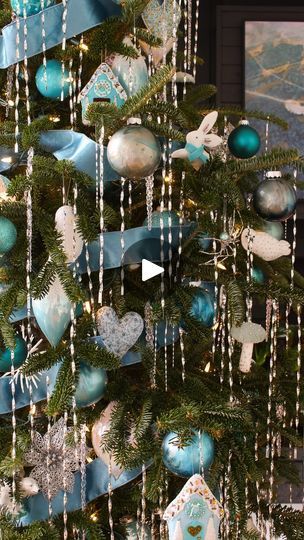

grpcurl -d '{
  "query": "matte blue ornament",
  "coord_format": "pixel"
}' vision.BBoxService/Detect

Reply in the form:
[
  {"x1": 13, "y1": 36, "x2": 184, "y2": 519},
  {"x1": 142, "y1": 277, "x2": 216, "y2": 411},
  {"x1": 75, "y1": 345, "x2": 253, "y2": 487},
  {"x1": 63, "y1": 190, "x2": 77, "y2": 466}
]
[
  {"x1": 253, "y1": 178, "x2": 297, "y2": 222},
  {"x1": 190, "y1": 289, "x2": 215, "y2": 328},
  {"x1": 252, "y1": 267, "x2": 265, "y2": 284},
  {"x1": 0, "y1": 335, "x2": 27, "y2": 372},
  {"x1": 10, "y1": 0, "x2": 56, "y2": 16},
  {"x1": 0, "y1": 216, "x2": 17, "y2": 253},
  {"x1": 35, "y1": 60, "x2": 70, "y2": 100},
  {"x1": 143, "y1": 210, "x2": 179, "y2": 228},
  {"x1": 228, "y1": 120, "x2": 260, "y2": 159},
  {"x1": 162, "y1": 431, "x2": 215, "y2": 477},
  {"x1": 75, "y1": 361, "x2": 108, "y2": 408}
]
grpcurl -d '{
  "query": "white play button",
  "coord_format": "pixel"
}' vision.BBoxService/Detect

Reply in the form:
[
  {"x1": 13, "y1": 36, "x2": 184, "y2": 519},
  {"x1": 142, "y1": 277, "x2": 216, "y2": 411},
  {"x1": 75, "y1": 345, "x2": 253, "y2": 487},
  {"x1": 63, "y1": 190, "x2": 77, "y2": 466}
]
[{"x1": 142, "y1": 259, "x2": 164, "y2": 281}]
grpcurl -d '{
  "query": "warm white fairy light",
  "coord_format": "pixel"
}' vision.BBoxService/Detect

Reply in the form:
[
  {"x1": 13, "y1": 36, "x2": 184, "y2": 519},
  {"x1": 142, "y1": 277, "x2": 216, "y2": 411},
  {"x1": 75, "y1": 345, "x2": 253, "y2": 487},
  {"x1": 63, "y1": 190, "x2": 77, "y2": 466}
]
[{"x1": 120, "y1": 177, "x2": 126, "y2": 296}]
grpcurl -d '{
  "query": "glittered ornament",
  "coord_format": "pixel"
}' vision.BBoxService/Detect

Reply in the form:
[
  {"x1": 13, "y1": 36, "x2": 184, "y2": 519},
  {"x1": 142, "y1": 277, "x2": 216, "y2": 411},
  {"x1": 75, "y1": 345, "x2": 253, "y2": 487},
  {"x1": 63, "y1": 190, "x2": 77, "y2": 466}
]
[
  {"x1": 228, "y1": 120, "x2": 260, "y2": 159},
  {"x1": 96, "y1": 306, "x2": 144, "y2": 358},
  {"x1": 107, "y1": 123, "x2": 161, "y2": 179},
  {"x1": 0, "y1": 335, "x2": 27, "y2": 372},
  {"x1": 35, "y1": 60, "x2": 70, "y2": 100},
  {"x1": 162, "y1": 431, "x2": 215, "y2": 477},
  {"x1": 75, "y1": 361, "x2": 107, "y2": 408},
  {"x1": 253, "y1": 172, "x2": 297, "y2": 222},
  {"x1": 55, "y1": 205, "x2": 84, "y2": 263},
  {"x1": 0, "y1": 216, "x2": 17, "y2": 253},
  {"x1": 10, "y1": 0, "x2": 56, "y2": 16},
  {"x1": 143, "y1": 209, "x2": 179, "y2": 228},
  {"x1": 111, "y1": 38, "x2": 148, "y2": 96},
  {"x1": 241, "y1": 227, "x2": 290, "y2": 261},
  {"x1": 190, "y1": 288, "x2": 215, "y2": 328}
]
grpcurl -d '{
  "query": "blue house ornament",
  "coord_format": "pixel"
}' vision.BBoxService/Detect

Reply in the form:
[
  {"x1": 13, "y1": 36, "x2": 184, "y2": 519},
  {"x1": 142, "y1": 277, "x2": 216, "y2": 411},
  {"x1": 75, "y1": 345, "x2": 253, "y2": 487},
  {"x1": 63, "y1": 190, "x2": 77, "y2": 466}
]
[
  {"x1": 78, "y1": 63, "x2": 127, "y2": 125},
  {"x1": 164, "y1": 474, "x2": 223, "y2": 539}
]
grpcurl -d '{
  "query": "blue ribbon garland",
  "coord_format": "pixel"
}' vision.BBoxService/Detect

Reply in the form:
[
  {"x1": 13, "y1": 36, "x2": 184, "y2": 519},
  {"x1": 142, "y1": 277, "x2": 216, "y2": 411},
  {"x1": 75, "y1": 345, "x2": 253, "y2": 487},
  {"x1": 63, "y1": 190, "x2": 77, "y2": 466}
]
[{"x1": 0, "y1": 0, "x2": 120, "y2": 69}]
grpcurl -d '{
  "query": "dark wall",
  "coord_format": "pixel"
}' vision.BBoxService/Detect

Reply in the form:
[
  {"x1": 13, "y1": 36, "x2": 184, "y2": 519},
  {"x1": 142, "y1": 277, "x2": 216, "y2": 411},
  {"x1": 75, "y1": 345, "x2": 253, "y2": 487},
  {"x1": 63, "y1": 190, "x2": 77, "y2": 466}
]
[{"x1": 197, "y1": 2, "x2": 304, "y2": 105}]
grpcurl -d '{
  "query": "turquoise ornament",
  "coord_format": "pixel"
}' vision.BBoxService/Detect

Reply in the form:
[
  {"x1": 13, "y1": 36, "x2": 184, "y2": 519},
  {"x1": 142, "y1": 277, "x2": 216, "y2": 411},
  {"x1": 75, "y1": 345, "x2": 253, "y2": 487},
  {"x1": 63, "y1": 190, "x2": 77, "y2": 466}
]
[
  {"x1": 75, "y1": 361, "x2": 107, "y2": 408},
  {"x1": 10, "y1": 0, "x2": 56, "y2": 16},
  {"x1": 253, "y1": 178, "x2": 297, "y2": 222},
  {"x1": 107, "y1": 124, "x2": 161, "y2": 179},
  {"x1": 190, "y1": 288, "x2": 215, "y2": 328},
  {"x1": 32, "y1": 275, "x2": 72, "y2": 347},
  {"x1": 162, "y1": 431, "x2": 215, "y2": 477},
  {"x1": 185, "y1": 142, "x2": 209, "y2": 164},
  {"x1": 143, "y1": 210, "x2": 179, "y2": 228},
  {"x1": 0, "y1": 216, "x2": 17, "y2": 253},
  {"x1": 260, "y1": 220, "x2": 283, "y2": 240},
  {"x1": 228, "y1": 121, "x2": 260, "y2": 159},
  {"x1": 0, "y1": 335, "x2": 27, "y2": 372},
  {"x1": 35, "y1": 60, "x2": 70, "y2": 100},
  {"x1": 252, "y1": 267, "x2": 265, "y2": 284}
]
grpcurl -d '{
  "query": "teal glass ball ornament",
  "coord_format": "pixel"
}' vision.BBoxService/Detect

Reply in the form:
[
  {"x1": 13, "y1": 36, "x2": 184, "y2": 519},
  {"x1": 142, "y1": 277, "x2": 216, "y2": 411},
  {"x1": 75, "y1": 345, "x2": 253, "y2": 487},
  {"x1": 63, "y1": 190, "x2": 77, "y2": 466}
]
[
  {"x1": 75, "y1": 362, "x2": 108, "y2": 408},
  {"x1": 260, "y1": 220, "x2": 283, "y2": 240},
  {"x1": 107, "y1": 124, "x2": 161, "y2": 179},
  {"x1": 143, "y1": 210, "x2": 179, "y2": 228},
  {"x1": 190, "y1": 288, "x2": 215, "y2": 327},
  {"x1": 0, "y1": 335, "x2": 27, "y2": 372},
  {"x1": 0, "y1": 216, "x2": 17, "y2": 253},
  {"x1": 35, "y1": 60, "x2": 70, "y2": 100},
  {"x1": 228, "y1": 122, "x2": 260, "y2": 159},
  {"x1": 253, "y1": 179, "x2": 297, "y2": 222},
  {"x1": 252, "y1": 267, "x2": 265, "y2": 284},
  {"x1": 10, "y1": 0, "x2": 55, "y2": 16},
  {"x1": 162, "y1": 431, "x2": 215, "y2": 477}
]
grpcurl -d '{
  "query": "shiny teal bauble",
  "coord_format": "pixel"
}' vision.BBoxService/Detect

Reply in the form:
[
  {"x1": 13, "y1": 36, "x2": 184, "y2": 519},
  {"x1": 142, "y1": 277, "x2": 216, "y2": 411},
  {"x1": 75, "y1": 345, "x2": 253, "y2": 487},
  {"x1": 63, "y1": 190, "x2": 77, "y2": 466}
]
[
  {"x1": 260, "y1": 220, "x2": 283, "y2": 240},
  {"x1": 253, "y1": 179, "x2": 297, "y2": 222},
  {"x1": 143, "y1": 210, "x2": 179, "y2": 228},
  {"x1": 75, "y1": 362, "x2": 108, "y2": 408},
  {"x1": 10, "y1": 0, "x2": 56, "y2": 16},
  {"x1": 228, "y1": 124, "x2": 260, "y2": 159},
  {"x1": 252, "y1": 267, "x2": 265, "y2": 284},
  {"x1": 35, "y1": 60, "x2": 70, "y2": 100},
  {"x1": 0, "y1": 216, "x2": 17, "y2": 253},
  {"x1": 190, "y1": 288, "x2": 215, "y2": 327},
  {"x1": 107, "y1": 125, "x2": 161, "y2": 179},
  {"x1": 0, "y1": 335, "x2": 27, "y2": 372},
  {"x1": 162, "y1": 431, "x2": 215, "y2": 477}
]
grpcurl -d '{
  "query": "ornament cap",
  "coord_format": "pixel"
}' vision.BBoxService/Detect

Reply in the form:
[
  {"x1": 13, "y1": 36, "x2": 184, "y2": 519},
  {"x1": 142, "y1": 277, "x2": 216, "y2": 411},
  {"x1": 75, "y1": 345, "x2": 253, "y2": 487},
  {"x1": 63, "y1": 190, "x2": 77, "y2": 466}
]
[
  {"x1": 127, "y1": 117, "x2": 142, "y2": 125},
  {"x1": 266, "y1": 170, "x2": 282, "y2": 179},
  {"x1": 239, "y1": 118, "x2": 249, "y2": 126}
]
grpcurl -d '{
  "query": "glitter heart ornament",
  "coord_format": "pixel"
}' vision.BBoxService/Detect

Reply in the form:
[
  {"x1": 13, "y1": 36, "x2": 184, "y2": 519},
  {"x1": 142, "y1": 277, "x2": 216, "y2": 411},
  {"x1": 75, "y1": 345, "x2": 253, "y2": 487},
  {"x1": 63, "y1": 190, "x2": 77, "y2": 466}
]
[
  {"x1": 96, "y1": 306, "x2": 144, "y2": 358},
  {"x1": 142, "y1": 0, "x2": 181, "y2": 41}
]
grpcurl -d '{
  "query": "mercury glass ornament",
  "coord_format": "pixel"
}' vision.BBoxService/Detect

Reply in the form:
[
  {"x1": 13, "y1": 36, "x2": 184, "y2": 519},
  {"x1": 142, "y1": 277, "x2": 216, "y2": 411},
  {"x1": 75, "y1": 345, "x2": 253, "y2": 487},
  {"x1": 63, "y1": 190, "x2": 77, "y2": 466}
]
[
  {"x1": 107, "y1": 124, "x2": 161, "y2": 179},
  {"x1": 228, "y1": 119, "x2": 260, "y2": 159},
  {"x1": 162, "y1": 431, "x2": 215, "y2": 478},
  {"x1": 253, "y1": 172, "x2": 297, "y2": 221},
  {"x1": 0, "y1": 216, "x2": 17, "y2": 253}
]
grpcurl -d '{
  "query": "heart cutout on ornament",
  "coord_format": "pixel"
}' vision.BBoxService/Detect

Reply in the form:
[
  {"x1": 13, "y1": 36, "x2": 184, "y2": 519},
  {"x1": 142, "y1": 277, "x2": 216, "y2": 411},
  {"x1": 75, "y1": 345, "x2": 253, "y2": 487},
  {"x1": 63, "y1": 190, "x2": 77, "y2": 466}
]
[
  {"x1": 188, "y1": 526, "x2": 202, "y2": 537},
  {"x1": 96, "y1": 306, "x2": 144, "y2": 358}
]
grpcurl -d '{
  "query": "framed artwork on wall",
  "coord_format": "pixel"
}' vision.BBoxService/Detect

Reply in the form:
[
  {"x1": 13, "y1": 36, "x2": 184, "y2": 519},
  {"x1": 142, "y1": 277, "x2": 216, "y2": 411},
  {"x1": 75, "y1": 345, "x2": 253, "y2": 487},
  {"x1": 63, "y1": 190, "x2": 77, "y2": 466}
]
[{"x1": 245, "y1": 21, "x2": 304, "y2": 153}]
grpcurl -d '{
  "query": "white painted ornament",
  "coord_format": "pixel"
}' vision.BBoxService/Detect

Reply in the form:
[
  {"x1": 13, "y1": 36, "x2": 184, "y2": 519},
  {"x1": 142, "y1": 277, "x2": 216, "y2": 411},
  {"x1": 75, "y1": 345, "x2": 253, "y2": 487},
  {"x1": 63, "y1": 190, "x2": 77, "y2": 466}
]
[
  {"x1": 241, "y1": 228, "x2": 291, "y2": 261},
  {"x1": 91, "y1": 401, "x2": 124, "y2": 480},
  {"x1": 231, "y1": 321, "x2": 266, "y2": 373},
  {"x1": 96, "y1": 306, "x2": 144, "y2": 358},
  {"x1": 19, "y1": 476, "x2": 39, "y2": 496},
  {"x1": 172, "y1": 111, "x2": 222, "y2": 170},
  {"x1": 55, "y1": 205, "x2": 83, "y2": 263}
]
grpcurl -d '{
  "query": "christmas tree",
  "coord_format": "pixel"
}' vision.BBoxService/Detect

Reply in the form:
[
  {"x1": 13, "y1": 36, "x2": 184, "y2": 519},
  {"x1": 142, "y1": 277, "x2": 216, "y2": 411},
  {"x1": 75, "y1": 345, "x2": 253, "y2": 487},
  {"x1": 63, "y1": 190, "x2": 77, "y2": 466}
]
[{"x1": 0, "y1": 0, "x2": 303, "y2": 538}]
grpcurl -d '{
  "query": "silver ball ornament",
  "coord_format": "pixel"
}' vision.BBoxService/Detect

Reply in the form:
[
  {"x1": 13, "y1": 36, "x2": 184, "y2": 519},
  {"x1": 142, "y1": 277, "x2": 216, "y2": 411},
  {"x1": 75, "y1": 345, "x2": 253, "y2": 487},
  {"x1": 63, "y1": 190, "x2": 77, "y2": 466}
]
[{"x1": 107, "y1": 125, "x2": 161, "y2": 179}]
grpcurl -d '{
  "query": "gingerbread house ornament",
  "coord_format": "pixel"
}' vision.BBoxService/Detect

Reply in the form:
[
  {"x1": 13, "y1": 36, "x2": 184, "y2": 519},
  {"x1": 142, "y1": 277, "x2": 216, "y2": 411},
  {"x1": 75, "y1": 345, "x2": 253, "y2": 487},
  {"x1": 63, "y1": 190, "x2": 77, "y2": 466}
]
[
  {"x1": 79, "y1": 63, "x2": 127, "y2": 125},
  {"x1": 164, "y1": 474, "x2": 223, "y2": 540}
]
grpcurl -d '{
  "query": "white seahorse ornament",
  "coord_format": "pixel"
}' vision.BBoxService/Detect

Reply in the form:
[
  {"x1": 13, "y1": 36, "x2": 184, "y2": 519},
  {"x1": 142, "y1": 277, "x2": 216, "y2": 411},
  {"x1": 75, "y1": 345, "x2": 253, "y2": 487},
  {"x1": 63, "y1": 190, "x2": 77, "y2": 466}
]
[{"x1": 172, "y1": 111, "x2": 222, "y2": 170}]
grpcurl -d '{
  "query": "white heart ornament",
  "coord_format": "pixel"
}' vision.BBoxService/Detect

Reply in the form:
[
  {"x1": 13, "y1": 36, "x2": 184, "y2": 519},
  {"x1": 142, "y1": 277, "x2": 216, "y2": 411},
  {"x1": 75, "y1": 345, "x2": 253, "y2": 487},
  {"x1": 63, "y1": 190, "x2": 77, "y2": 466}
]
[
  {"x1": 55, "y1": 205, "x2": 83, "y2": 263},
  {"x1": 96, "y1": 307, "x2": 144, "y2": 358}
]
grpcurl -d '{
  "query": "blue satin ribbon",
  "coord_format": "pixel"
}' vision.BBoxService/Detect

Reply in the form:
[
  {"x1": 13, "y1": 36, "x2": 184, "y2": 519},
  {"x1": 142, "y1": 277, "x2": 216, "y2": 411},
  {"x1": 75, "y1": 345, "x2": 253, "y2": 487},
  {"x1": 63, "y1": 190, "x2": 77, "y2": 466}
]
[
  {"x1": 20, "y1": 458, "x2": 143, "y2": 525},
  {"x1": 185, "y1": 142, "x2": 208, "y2": 164},
  {"x1": 0, "y1": 0, "x2": 120, "y2": 69}
]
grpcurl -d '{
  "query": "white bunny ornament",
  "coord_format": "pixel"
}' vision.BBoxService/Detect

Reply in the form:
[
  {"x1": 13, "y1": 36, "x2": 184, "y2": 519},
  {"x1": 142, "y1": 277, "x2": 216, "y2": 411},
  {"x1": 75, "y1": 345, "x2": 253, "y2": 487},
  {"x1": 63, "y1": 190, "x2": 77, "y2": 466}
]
[{"x1": 172, "y1": 111, "x2": 222, "y2": 170}]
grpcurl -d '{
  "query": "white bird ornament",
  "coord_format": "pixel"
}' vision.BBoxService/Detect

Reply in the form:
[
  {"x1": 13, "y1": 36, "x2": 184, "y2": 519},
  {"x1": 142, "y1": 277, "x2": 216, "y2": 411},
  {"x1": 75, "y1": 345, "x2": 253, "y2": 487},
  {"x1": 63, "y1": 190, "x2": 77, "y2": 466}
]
[
  {"x1": 241, "y1": 228, "x2": 291, "y2": 261},
  {"x1": 171, "y1": 111, "x2": 222, "y2": 170}
]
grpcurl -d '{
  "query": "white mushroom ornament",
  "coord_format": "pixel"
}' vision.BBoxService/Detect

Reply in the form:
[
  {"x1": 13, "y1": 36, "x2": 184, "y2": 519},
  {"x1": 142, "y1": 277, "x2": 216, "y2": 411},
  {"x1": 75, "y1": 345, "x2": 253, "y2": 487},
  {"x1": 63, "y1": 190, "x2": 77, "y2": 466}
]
[{"x1": 231, "y1": 321, "x2": 266, "y2": 373}]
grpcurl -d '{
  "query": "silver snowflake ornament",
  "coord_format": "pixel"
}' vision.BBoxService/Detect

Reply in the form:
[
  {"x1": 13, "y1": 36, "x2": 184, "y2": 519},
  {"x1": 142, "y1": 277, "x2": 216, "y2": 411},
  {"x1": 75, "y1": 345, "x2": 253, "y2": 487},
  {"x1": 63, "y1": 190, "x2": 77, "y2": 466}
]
[{"x1": 24, "y1": 417, "x2": 82, "y2": 499}]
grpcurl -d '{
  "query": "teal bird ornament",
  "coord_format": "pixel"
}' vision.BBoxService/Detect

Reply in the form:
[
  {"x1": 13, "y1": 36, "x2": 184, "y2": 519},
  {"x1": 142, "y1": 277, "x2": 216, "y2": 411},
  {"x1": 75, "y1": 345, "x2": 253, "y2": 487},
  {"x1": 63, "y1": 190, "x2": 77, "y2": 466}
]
[{"x1": 172, "y1": 111, "x2": 222, "y2": 170}]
